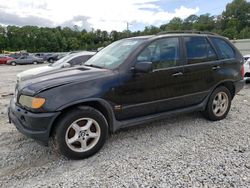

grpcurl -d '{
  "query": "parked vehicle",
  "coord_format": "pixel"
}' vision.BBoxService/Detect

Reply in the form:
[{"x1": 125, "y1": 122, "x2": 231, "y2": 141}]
[
  {"x1": 8, "y1": 32, "x2": 244, "y2": 159},
  {"x1": 44, "y1": 53, "x2": 59, "y2": 63},
  {"x1": 8, "y1": 53, "x2": 27, "y2": 59},
  {"x1": 6, "y1": 55, "x2": 44, "y2": 66},
  {"x1": 243, "y1": 55, "x2": 250, "y2": 79},
  {"x1": 17, "y1": 51, "x2": 96, "y2": 82},
  {"x1": 34, "y1": 53, "x2": 48, "y2": 59},
  {"x1": 0, "y1": 55, "x2": 15, "y2": 64},
  {"x1": 244, "y1": 54, "x2": 250, "y2": 62}
]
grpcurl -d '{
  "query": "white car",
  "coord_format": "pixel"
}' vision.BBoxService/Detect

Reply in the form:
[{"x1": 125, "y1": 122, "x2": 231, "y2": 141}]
[
  {"x1": 243, "y1": 55, "x2": 250, "y2": 79},
  {"x1": 17, "y1": 51, "x2": 95, "y2": 82}
]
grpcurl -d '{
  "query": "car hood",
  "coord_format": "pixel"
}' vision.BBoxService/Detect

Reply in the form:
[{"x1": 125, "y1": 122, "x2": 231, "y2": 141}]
[
  {"x1": 17, "y1": 65, "x2": 56, "y2": 82},
  {"x1": 18, "y1": 66, "x2": 112, "y2": 95}
]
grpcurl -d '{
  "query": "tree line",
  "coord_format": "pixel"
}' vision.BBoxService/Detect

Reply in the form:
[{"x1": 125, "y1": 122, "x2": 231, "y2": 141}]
[{"x1": 0, "y1": 0, "x2": 249, "y2": 53}]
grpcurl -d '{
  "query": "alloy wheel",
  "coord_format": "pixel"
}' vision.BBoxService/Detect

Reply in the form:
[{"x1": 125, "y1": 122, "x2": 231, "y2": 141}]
[
  {"x1": 212, "y1": 91, "x2": 229, "y2": 117},
  {"x1": 65, "y1": 118, "x2": 101, "y2": 152}
]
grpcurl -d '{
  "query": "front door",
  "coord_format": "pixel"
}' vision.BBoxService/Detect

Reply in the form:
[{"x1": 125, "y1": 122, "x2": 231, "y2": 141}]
[{"x1": 116, "y1": 37, "x2": 186, "y2": 120}]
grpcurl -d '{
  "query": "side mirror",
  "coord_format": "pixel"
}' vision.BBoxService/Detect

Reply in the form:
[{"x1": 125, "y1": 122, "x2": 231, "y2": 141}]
[
  {"x1": 62, "y1": 62, "x2": 71, "y2": 68},
  {"x1": 134, "y1": 61, "x2": 152, "y2": 73}
]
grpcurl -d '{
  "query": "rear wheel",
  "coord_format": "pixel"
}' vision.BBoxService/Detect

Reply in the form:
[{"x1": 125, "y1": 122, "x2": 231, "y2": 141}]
[
  {"x1": 53, "y1": 106, "x2": 108, "y2": 159},
  {"x1": 203, "y1": 86, "x2": 232, "y2": 121},
  {"x1": 33, "y1": 61, "x2": 38, "y2": 65}
]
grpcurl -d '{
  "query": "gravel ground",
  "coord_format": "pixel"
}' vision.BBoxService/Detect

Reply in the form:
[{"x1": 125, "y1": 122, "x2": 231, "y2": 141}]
[{"x1": 0, "y1": 64, "x2": 250, "y2": 188}]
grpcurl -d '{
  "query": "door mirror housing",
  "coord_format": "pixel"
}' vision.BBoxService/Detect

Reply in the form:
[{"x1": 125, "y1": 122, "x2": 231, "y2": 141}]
[{"x1": 134, "y1": 61, "x2": 152, "y2": 73}]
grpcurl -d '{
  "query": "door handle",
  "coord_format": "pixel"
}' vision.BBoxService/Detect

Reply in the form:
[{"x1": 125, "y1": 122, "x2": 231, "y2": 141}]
[
  {"x1": 212, "y1": 66, "x2": 221, "y2": 70},
  {"x1": 172, "y1": 72, "x2": 183, "y2": 77}
]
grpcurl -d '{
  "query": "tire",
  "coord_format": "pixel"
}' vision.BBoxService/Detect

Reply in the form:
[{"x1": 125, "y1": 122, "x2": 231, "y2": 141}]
[
  {"x1": 33, "y1": 61, "x2": 38, "y2": 65},
  {"x1": 11, "y1": 62, "x2": 16, "y2": 66},
  {"x1": 53, "y1": 106, "x2": 108, "y2": 159},
  {"x1": 203, "y1": 86, "x2": 232, "y2": 121},
  {"x1": 48, "y1": 59, "x2": 54, "y2": 63}
]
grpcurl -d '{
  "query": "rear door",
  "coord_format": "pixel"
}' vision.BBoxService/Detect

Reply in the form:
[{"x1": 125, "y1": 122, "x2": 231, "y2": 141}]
[{"x1": 180, "y1": 36, "x2": 220, "y2": 106}]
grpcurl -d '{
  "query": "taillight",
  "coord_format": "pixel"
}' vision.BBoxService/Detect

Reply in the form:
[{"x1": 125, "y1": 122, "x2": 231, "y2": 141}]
[{"x1": 241, "y1": 64, "x2": 245, "y2": 79}]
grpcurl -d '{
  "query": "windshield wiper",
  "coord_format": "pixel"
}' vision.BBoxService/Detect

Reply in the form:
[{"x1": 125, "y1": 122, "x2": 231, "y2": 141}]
[{"x1": 84, "y1": 64, "x2": 104, "y2": 69}]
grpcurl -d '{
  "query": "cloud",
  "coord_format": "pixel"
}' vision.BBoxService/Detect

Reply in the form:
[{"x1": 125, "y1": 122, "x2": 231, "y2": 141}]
[
  {"x1": 0, "y1": 0, "x2": 199, "y2": 31},
  {"x1": 61, "y1": 16, "x2": 92, "y2": 31},
  {"x1": 0, "y1": 10, "x2": 54, "y2": 27}
]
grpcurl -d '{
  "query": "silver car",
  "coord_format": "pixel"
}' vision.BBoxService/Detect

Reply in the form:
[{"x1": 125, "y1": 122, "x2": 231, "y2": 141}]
[
  {"x1": 17, "y1": 51, "x2": 96, "y2": 82},
  {"x1": 7, "y1": 55, "x2": 44, "y2": 66}
]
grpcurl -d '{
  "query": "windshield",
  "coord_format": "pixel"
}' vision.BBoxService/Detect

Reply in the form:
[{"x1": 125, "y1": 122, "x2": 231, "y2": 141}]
[
  {"x1": 85, "y1": 39, "x2": 145, "y2": 69},
  {"x1": 50, "y1": 54, "x2": 74, "y2": 67}
]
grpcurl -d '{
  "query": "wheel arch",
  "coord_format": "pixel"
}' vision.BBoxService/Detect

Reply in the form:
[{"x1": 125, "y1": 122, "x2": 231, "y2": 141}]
[
  {"x1": 215, "y1": 80, "x2": 235, "y2": 99},
  {"x1": 49, "y1": 99, "x2": 115, "y2": 137}
]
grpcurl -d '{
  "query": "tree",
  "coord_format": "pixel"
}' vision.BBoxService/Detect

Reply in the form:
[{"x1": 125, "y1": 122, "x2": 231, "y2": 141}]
[
  {"x1": 0, "y1": 26, "x2": 7, "y2": 51},
  {"x1": 1, "y1": 0, "x2": 250, "y2": 53},
  {"x1": 193, "y1": 14, "x2": 215, "y2": 31},
  {"x1": 165, "y1": 17, "x2": 183, "y2": 30},
  {"x1": 222, "y1": 0, "x2": 250, "y2": 32}
]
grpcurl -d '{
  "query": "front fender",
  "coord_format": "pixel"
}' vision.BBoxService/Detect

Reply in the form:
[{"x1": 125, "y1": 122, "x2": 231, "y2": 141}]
[{"x1": 56, "y1": 98, "x2": 117, "y2": 132}]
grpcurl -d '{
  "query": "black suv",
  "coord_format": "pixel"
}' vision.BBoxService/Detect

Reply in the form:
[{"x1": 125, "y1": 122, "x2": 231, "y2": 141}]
[{"x1": 8, "y1": 32, "x2": 244, "y2": 159}]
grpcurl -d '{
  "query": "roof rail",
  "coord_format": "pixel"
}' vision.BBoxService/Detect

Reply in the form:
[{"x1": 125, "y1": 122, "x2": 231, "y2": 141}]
[{"x1": 156, "y1": 30, "x2": 217, "y2": 35}]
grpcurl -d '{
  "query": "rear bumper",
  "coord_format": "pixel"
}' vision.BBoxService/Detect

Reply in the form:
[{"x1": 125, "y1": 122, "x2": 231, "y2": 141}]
[
  {"x1": 8, "y1": 98, "x2": 60, "y2": 145},
  {"x1": 234, "y1": 80, "x2": 244, "y2": 94}
]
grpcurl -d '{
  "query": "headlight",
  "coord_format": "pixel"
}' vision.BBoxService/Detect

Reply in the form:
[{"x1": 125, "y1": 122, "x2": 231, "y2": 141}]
[{"x1": 19, "y1": 95, "x2": 46, "y2": 109}]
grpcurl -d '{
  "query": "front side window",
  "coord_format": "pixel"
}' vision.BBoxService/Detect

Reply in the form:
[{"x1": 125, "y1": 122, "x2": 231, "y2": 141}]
[
  {"x1": 137, "y1": 37, "x2": 180, "y2": 70},
  {"x1": 210, "y1": 37, "x2": 235, "y2": 59},
  {"x1": 184, "y1": 36, "x2": 217, "y2": 64}
]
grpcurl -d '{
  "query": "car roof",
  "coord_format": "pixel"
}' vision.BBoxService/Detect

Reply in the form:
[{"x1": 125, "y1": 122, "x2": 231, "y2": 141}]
[
  {"x1": 72, "y1": 51, "x2": 96, "y2": 56},
  {"x1": 128, "y1": 31, "x2": 223, "y2": 41}
]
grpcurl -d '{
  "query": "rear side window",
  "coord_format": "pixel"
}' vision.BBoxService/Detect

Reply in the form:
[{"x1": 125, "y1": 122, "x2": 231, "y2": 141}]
[
  {"x1": 210, "y1": 37, "x2": 235, "y2": 59},
  {"x1": 184, "y1": 36, "x2": 217, "y2": 64}
]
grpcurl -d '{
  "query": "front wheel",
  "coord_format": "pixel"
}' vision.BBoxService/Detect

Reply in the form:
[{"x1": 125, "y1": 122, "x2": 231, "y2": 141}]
[
  {"x1": 203, "y1": 86, "x2": 232, "y2": 121},
  {"x1": 33, "y1": 61, "x2": 38, "y2": 65},
  {"x1": 53, "y1": 106, "x2": 108, "y2": 159},
  {"x1": 48, "y1": 59, "x2": 54, "y2": 63},
  {"x1": 11, "y1": 62, "x2": 16, "y2": 66}
]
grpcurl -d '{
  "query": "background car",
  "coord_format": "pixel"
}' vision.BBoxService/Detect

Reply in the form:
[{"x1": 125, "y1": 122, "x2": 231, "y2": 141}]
[
  {"x1": 244, "y1": 54, "x2": 250, "y2": 62},
  {"x1": 8, "y1": 53, "x2": 29, "y2": 59},
  {"x1": 243, "y1": 55, "x2": 250, "y2": 81},
  {"x1": 17, "y1": 51, "x2": 96, "y2": 82},
  {"x1": 43, "y1": 53, "x2": 60, "y2": 63},
  {"x1": 0, "y1": 55, "x2": 15, "y2": 64},
  {"x1": 6, "y1": 55, "x2": 44, "y2": 66}
]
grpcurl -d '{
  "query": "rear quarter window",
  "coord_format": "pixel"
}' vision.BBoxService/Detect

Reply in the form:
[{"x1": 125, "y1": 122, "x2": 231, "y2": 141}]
[{"x1": 210, "y1": 37, "x2": 235, "y2": 59}]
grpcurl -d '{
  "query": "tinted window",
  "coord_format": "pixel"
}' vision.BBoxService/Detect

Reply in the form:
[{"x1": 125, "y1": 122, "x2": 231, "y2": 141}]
[
  {"x1": 210, "y1": 37, "x2": 235, "y2": 59},
  {"x1": 137, "y1": 37, "x2": 180, "y2": 69},
  {"x1": 184, "y1": 37, "x2": 217, "y2": 64}
]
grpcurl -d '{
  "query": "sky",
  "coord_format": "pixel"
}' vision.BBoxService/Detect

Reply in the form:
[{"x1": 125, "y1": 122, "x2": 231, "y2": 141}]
[{"x1": 0, "y1": 0, "x2": 236, "y2": 31}]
